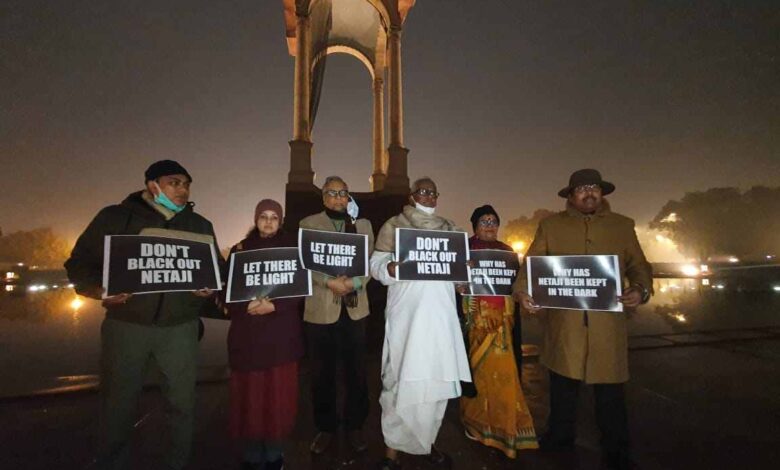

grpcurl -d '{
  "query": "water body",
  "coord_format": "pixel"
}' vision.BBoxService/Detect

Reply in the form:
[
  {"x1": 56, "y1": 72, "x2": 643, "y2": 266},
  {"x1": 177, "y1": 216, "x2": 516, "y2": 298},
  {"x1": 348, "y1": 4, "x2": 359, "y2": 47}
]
[
  {"x1": 0, "y1": 286, "x2": 229, "y2": 398},
  {"x1": 1, "y1": 275, "x2": 779, "y2": 398}
]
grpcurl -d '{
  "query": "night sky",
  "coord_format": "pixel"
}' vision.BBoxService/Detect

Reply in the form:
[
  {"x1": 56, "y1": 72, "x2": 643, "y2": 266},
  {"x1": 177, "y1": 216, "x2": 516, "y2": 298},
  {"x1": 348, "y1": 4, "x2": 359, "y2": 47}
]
[{"x1": 2, "y1": 0, "x2": 778, "y2": 247}]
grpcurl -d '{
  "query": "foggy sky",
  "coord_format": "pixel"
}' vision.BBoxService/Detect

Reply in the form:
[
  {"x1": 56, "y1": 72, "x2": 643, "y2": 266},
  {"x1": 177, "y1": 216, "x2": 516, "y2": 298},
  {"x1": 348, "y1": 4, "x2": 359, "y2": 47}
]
[{"x1": 2, "y1": 0, "x2": 778, "y2": 247}]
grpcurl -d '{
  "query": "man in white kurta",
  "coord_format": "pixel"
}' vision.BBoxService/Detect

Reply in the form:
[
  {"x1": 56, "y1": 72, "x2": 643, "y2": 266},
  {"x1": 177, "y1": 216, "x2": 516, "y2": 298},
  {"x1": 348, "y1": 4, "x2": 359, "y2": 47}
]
[{"x1": 371, "y1": 178, "x2": 471, "y2": 468}]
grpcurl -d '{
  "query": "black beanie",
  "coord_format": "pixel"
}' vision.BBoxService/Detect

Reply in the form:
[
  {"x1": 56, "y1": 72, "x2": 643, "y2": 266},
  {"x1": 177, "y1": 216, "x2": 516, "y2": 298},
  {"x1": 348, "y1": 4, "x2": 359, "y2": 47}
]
[
  {"x1": 470, "y1": 204, "x2": 500, "y2": 231},
  {"x1": 144, "y1": 160, "x2": 192, "y2": 183}
]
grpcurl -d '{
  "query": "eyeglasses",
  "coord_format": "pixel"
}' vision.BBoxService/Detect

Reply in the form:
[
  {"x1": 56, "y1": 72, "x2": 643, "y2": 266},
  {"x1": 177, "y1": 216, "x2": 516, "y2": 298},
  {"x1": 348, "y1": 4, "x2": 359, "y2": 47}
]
[
  {"x1": 323, "y1": 189, "x2": 349, "y2": 198},
  {"x1": 573, "y1": 184, "x2": 602, "y2": 194},
  {"x1": 478, "y1": 219, "x2": 499, "y2": 227},
  {"x1": 414, "y1": 188, "x2": 439, "y2": 198}
]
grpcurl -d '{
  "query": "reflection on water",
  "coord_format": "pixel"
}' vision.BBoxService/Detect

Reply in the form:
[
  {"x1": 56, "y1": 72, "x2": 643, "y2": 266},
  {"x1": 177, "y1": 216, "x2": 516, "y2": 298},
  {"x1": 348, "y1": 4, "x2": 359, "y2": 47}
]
[
  {"x1": 0, "y1": 288, "x2": 229, "y2": 398},
  {"x1": 2, "y1": 275, "x2": 779, "y2": 398},
  {"x1": 0, "y1": 286, "x2": 82, "y2": 323},
  {"x1": 632, "y1": 277, "x2": 780, "y2": 336},
  {"x1": 519, "y1": 274, "x2": 780, "y2": 347},
  {"x1": 640, "y1": 279, "x2": 780, "y2": 334}
]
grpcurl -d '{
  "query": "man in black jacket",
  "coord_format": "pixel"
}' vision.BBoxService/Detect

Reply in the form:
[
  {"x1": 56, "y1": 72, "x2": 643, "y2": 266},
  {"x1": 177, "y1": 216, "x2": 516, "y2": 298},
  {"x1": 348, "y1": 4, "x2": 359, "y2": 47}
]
[{"x1": 65, "y1": 160, "x2": 221, "y2": 470}]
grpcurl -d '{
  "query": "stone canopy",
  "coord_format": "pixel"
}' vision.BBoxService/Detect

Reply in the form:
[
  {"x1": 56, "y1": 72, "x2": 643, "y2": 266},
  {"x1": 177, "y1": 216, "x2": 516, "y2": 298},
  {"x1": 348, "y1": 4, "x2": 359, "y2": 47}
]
[
  {"x1": 282, "y1": 0, "x2": 416, "y2": 233},
  {"x1": 283, "y1": 0, "x2": 415, "y2": 78}
]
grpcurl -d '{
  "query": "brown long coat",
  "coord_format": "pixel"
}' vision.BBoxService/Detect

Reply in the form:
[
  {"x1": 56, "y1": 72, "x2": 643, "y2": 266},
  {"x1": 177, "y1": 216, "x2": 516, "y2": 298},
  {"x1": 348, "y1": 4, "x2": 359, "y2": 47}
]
[{"x1": 513, "y1": 202, "x2": 652, "y2": 384}]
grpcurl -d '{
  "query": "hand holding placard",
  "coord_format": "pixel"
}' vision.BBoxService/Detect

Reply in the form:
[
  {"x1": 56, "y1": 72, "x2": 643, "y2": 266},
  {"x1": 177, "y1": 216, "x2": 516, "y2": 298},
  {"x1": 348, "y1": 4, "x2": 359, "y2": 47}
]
[
  {"x1": 103, "y1": 292, "x2": 133, "y2": 306},
  {"x1": 386, "y1": 261, "x2": 398, "y2": 278},
  {"x1": 513, "y1": 291, "x2": 541, "y2": 313},
  {"x1": 247, "y1": 297, "x2": 276, "y2": 315},
  {"x1": 618, "y1": 286, "x2": 643, "y2": 307},
  {"x1": 326, "y1": 276, "x2": 352, "y2": 296},
  {"x1": 193, "y1": 288, "x2": 214, "y2": 298}
]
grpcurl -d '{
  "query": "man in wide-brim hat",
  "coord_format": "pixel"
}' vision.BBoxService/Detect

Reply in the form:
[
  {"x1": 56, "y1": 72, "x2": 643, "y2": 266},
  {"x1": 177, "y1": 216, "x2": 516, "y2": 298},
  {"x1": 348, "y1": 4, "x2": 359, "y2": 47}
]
[
  {"x1": 556, "y1": 168, "x2": 616, "y2": 198},
  {"x1": 513, "y1": 168, "x2": 653, "y2": 470}
]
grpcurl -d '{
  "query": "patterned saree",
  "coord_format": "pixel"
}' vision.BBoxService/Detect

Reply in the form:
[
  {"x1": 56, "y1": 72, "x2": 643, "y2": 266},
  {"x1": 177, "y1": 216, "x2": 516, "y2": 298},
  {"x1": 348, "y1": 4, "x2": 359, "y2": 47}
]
[{"x1": 460, "y1": 295, "x2": 538, "y2": 458}]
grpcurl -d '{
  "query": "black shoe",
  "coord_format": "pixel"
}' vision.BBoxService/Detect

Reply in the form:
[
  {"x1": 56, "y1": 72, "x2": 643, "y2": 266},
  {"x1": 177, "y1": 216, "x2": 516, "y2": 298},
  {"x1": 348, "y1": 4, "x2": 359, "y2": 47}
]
[
  {"x1": 538, "y1": 433, "x2": 575, "y2": 451},
  {"x1": 426, "y1": 447, "x2": 452, "y2": 468},
  {"x1": 265, "y1": 456, "x2": 285, "y2": 470},
  {"x1": 347, "y1": 429, "x2": 368, "y2": 452},
  {"x1": 377, "y1": 457, "x2": 402, "y2": 470}
]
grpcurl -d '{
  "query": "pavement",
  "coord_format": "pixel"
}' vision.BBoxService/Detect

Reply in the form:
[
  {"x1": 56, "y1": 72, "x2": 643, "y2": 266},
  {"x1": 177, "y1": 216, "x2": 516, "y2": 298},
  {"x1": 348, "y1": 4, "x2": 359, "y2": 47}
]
[{"x1": 2, "y1": 332, "x2": 780, "y2": 470}]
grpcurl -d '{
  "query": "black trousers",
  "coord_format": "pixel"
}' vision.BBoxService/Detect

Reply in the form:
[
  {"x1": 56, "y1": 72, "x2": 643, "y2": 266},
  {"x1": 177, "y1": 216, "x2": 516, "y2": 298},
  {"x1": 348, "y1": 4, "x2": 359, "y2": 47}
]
[
  {"x1": 512, "y1": 303, "x2": 523, "y2": 380},
  {"x1": 306, "y1": 307, "x2": 369, "y2": 432},
  {"x1": 546, "y1": 371, "x2": 630, "y2": 454}
]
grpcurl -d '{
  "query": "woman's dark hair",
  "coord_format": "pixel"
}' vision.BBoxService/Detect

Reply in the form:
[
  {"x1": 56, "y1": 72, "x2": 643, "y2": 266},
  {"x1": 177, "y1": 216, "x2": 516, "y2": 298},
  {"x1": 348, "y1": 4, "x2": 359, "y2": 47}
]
[{"x1": 245, "y1": 226, "x2": 260, "y2": 239}]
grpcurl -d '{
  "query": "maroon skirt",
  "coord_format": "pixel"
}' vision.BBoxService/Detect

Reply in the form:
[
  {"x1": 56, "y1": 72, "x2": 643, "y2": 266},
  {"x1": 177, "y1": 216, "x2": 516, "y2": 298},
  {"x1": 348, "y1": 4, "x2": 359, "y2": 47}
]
[{"x1": 229, "y1": 361, "x2": 299, "y2": 440}]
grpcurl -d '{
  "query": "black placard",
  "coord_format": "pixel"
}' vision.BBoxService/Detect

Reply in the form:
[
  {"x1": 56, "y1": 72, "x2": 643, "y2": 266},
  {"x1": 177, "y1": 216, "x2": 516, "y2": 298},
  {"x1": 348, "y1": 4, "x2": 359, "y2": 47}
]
[
  {"x1": 395, "y1": 228, "x2": 470, "y2": 282},
  {"x1": 298, "y1": 229, "x2": 368, "y2": 278},
  {"x1": 102, "y1": 235, "x2": 221, "y2": 296},
  {"x1": 225, "y1": 247, "x2": 311, "y2": 302},
  {"x1": 468, "y1": 249, "x2": 520, "y2": 296},
  {"x1": 526, "y1": 255, "x2": 623, "y2": 312}
]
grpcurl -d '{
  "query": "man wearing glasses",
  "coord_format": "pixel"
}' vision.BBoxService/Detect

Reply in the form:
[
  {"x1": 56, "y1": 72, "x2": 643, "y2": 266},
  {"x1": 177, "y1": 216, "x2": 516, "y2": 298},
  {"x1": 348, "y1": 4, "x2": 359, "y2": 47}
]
[
  {"x1": 371, "y1": 177, "x2": 472, "y2": 469},
  {"x1": 299, "y1": 176, "x2": 374, "y2": 455},
  {"x1": 512, "y1": 169, "x2": 653, "y2": 470}
]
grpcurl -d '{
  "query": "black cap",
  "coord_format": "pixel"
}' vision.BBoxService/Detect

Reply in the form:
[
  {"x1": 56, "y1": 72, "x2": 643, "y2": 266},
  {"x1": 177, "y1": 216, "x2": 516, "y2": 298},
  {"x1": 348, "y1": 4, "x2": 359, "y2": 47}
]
[
  {"x1": 557, "y1": 169, "x2": 615, "y2": 198},
  {"x1": 470, "y1": 204, "x2": 500, "y2": 231},
  {"x1": 144, "y1": 160, "x2": 192, "y2": 183}
]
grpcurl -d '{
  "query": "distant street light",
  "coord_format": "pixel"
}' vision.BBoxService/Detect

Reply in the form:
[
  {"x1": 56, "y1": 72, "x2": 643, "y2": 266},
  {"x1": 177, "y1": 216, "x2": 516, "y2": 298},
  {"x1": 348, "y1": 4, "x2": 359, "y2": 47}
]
[
  {"x1": 680, "y1": 264, "x2": 700, "y2": 277},
  {"x1": 671, "y1": 313, "x2": 687, "y2": 323},
  {"x1": 70, "y1": 297, "x2": 84, "y2": 310},
  {"x1": 511, "y1": 241, "x2": 526, "y2": 253}
]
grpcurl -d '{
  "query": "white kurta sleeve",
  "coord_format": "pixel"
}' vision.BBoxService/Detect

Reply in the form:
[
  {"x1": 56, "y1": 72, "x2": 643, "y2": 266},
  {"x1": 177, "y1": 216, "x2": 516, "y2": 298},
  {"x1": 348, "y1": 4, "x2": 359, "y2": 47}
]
[{"x1": 370, "y1": 251, "x2": 398, "y2": 286}]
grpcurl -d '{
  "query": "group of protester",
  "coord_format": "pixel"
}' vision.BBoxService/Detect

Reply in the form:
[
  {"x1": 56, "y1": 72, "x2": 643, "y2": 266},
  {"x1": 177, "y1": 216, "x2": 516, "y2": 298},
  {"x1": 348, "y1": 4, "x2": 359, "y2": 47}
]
[{"x1": 65, "y1": 160, "x2": 652, "y2": 470}]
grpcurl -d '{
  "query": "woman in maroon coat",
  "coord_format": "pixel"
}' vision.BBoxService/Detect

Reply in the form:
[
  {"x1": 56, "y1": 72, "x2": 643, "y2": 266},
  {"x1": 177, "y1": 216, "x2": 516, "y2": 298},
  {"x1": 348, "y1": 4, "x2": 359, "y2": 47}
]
[{"x1": 225, "y1": 199, "x2": 304, "y2": 470}]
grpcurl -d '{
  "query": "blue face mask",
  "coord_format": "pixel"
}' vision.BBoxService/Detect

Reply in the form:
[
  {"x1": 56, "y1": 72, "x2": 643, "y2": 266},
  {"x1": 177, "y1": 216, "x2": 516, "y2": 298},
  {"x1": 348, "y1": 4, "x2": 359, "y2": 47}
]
[
  {"x1": 347, "y1": 196, "x2": 359, "y2": 220},
  {"x1": 153, "y1": 183, "x2": 186, "y2": 213}
]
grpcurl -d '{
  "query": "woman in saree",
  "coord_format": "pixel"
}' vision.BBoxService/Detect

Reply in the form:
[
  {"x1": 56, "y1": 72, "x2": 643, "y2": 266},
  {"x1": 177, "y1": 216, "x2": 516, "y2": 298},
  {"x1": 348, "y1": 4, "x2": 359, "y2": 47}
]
[{"x1": 460, "y1": 205, "x2": 538, "y2": 458}]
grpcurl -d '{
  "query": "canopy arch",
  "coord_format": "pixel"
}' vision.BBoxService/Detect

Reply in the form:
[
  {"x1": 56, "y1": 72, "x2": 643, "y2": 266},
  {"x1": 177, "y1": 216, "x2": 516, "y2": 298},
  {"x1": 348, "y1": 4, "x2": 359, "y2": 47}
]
[{"x1": 284, "y1": 0, "x2": 415, "y2": 200}]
